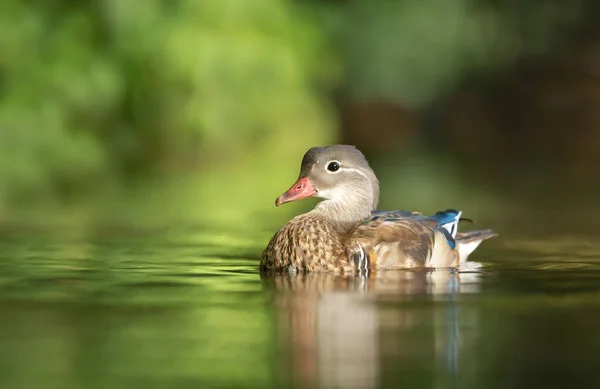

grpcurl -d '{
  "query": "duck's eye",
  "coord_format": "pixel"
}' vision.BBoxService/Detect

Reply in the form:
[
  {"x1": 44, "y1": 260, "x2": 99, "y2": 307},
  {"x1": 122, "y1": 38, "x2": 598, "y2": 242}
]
[{"x1": 326, "y1": 161, "x2": 340, "y2": 172}]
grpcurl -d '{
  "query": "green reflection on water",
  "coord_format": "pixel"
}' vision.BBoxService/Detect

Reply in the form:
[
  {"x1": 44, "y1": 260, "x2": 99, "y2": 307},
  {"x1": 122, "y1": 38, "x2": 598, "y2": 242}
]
[{"x1": 1, "y1": 226, "x2": 600, "y2": 389}]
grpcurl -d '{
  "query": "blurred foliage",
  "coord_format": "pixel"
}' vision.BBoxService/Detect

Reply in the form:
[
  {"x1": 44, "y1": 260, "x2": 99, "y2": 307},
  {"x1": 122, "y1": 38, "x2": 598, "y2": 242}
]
[
  {"x1": 0, "y1": 0, "x2": 595, "y2": 226},
  {"x1": 0, "y1": 0, "x2": 335, "y2": 218}
]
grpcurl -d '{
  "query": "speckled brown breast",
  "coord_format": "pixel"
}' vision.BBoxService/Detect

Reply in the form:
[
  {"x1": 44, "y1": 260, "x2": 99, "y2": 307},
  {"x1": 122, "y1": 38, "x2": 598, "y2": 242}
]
[{"x1": 260, "y1": 214, "x2": 351, "y2": 273}]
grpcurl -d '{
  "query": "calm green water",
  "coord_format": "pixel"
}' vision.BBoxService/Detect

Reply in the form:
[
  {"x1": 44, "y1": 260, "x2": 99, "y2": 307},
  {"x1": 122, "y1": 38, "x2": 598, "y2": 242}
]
[{"x1": 1, "y1": 226, "x2": 600, "y2": 389}]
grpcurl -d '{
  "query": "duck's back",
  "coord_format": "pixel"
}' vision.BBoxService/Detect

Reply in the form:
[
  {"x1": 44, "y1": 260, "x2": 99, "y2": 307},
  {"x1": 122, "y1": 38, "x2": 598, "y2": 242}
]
[
  {"x1": 260, "y1": 213, "x2": 348, "y2": 273},
  {"x1": 346, "y1": 209, "x2": 494, "y2": 270}
]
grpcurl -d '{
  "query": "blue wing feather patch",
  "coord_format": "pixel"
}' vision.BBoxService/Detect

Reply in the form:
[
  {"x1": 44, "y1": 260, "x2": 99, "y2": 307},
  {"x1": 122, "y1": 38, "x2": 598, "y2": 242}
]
[
  {"x1": 430, "y1": 209, "x2": 461, "y2": 225},
  {"x1": 429, "y1": 209, "x2": 462, "y2": 238},
  {"x1": 438, "y1": 228, "x2": 457, "y2": 249}
]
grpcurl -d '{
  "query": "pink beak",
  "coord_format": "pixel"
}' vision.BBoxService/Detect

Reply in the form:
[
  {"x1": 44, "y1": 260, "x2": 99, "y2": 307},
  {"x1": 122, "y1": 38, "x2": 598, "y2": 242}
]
[{"x1": 275, "y1": 177, "x2": 317, "y2": 207}]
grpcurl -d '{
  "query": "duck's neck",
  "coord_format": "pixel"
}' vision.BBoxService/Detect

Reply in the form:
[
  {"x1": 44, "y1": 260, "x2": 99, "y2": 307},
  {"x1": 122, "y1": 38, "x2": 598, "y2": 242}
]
[{"x1": 311, "y1": 198, "x2": 374, "y2": 234}]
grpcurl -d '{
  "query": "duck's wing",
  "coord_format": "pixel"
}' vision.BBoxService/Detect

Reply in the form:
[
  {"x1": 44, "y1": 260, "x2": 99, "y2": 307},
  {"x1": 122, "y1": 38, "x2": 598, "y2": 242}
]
[
  {"x1": 370, "y1": 209, "x2": 464, "y2": 237},
  {"x1": 346, "y1": 209, "x2": 496, "y2": 271}
]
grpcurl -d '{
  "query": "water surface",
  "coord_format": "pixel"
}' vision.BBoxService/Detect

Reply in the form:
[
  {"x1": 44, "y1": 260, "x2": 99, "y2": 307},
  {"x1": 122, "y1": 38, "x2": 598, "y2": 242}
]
[{"x1": 1, "y1": 226, "x2": 600, "y2": 389}]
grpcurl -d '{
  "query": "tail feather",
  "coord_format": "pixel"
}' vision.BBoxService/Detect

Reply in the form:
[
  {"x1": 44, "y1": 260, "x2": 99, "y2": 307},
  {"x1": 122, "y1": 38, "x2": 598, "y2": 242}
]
[{"x1": 455, "y1": 229, "x2": 497, "y2": 262}]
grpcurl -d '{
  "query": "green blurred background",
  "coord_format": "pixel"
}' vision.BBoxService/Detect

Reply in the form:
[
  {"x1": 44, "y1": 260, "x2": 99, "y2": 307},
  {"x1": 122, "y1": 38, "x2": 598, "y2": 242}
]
[
  {"x1": 2, "y1": 3, "x2": 600, "y2": 387},
  {"x1": 1, "y1": 0, "x2": 599, "y2": 233}
]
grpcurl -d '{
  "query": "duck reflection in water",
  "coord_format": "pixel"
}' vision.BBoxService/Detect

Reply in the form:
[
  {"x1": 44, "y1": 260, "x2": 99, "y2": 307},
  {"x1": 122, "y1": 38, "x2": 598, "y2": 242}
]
[{"x1": 262, "y1": 267, "x2": 482, "y2": 389}]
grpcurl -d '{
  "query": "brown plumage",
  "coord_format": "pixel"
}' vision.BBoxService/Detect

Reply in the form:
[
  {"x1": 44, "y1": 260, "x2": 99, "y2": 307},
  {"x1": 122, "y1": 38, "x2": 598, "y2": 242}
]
[
  {"x1": 260, "y1": 145, "x2": 496, "y2": 273},
  {"x1": 261, "y1": 214, "x2": 351, "y2": 272}
]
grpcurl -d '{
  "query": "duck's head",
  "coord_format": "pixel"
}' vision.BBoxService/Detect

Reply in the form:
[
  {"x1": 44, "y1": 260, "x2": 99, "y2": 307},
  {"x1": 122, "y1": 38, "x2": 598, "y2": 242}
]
[{"x1": 275, "y1": 145, "x2": 379, "y2": 227}]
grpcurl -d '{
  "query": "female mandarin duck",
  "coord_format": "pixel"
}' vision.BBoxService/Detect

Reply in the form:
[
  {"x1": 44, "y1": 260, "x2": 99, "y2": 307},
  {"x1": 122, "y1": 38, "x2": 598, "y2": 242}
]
[{"x1": 260, "y1": 145, "x2": 496, "y2": 273}]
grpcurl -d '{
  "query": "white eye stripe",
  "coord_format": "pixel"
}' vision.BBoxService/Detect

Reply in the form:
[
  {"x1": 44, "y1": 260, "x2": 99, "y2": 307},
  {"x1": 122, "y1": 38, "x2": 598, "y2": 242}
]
[
  {"x1": 339, "y1": 166, "x2": 371, "y2": 182},
  {"x1": 323, "y1": 162, "x2": 371, "y2": 182}
]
